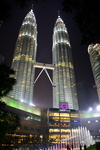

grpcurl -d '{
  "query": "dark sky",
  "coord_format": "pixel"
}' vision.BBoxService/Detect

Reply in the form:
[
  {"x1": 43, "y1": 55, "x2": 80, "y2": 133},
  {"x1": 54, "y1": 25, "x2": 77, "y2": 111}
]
[{"x1": 0, "y1": 0, "x2": 97, "y2": 109}]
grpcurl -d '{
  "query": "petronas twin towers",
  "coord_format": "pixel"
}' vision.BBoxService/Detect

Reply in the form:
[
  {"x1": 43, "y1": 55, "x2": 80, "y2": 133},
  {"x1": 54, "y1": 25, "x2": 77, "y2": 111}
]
[{"x1": 9, "y1": 8, "x2": 79, "y2": 110}]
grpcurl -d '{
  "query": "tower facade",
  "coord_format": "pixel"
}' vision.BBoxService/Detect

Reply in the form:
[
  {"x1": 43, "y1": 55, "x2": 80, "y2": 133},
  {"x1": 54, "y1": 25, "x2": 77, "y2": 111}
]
[
  {"x1": 52, "y1": 16, "x2": 79, "y2": 110},
  {"x1": 9, "y1": 9, "x2": 37, "y2": 103},
  {"x1": 88, "y1": 44, "x2": 100, "y2": 101},
  {"x1": 9, "y1": 10, "x2": 79, "y2": 110}
]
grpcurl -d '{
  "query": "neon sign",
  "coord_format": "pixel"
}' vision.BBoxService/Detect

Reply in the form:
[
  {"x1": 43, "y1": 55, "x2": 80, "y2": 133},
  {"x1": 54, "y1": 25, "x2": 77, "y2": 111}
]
[{"x1": 60, "y1": 103, "x2": 68, "y2": 110}]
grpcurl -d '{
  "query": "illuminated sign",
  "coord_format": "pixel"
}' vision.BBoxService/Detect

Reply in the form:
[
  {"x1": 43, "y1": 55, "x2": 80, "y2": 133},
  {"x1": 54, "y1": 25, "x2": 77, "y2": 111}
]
[{"x1": 60, "y1": 103, "x2": 68, "y2": 110}]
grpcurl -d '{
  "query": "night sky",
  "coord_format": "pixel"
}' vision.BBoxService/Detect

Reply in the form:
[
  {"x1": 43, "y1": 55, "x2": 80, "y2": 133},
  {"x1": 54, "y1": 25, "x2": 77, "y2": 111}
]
[{"x1": 0, "y1": 0, "x2": 97, "y2": 109}]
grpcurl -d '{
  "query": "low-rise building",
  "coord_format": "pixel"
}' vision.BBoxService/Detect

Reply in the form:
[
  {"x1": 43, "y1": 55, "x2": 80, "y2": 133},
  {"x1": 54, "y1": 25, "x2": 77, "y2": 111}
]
[
  {"x1": 80, "y1": 110, "x2": 100, "y2": 141},
  {"x1": 1, "y1": 96, "x2": 48, "y2": 144},
  {"x1": 47, "y1": 108, "x2": 80, "y2": 142},
  {"x1": 2, "y1": 96, "x2": 100, "y2": 144}
]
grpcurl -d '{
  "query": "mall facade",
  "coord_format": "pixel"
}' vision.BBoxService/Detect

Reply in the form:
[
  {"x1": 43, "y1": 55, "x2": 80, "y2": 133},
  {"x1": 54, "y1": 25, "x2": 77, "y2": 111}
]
[
  {"x1": 2, "y1": 96, "x2": 100, "y2": 144},
  {"x1": 47, "y1": 108, "x2": 80, "y2": 142}
]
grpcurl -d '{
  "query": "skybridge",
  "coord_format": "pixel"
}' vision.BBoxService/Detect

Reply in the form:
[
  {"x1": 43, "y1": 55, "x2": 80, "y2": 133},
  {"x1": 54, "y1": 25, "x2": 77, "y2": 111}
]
[{"x1": 34, "y1": 62, "x2": 55, "y2": 87}]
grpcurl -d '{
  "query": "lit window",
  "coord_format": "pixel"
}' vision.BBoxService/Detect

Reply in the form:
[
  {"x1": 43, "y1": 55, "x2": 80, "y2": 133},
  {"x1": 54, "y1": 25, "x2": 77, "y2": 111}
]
[
  {"x1": 49, "y1": 113, "x2": 59, "y2": 116},
  {"x1": 95, "y1": 120, "x2": 98, "y2": 122},
  {"x1": 60, "y1": 113, "x2": 69, "y2": 117},
  {"x1": 87, "y1": 121, "x2": 91, "y2": 123},
  {"x1": 74, "y1": 120, "x2": 77, "y2": 123},
  {"x1": 71, "y1": 114, "x2": 79, "y2": 117}
]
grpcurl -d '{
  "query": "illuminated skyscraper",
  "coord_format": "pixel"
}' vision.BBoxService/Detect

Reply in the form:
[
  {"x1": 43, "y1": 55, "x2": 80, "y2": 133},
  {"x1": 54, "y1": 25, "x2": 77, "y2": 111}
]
[
  {"x1": 52, "y1": 15, "x2": 79, "y2": 110},
  {"x1": 9, "y1": 9, "x2": 37, "y2": 103},
  {"x1": 88, "y1": 44, "x2": 100, "y2": 101},
  {"x1": 9, "y1": 9, "x2": 79, "y2": 110}
]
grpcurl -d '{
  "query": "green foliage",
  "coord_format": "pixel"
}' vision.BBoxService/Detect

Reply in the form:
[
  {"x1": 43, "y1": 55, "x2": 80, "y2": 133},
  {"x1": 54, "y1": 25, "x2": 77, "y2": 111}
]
[
  {"x1": 0, "y1": 146, "x2": 11, "y2": 150},
  {"x1": 0, "y1": 63, "x2": 16, "y2": 98},
  {"x1": 0, "y1": 99, "x2": 6, "y2": 109},
  {"x1": 1, "y1": 0, "x2": 100, "y2": 45},
  {"x1": 0, "y1": 63, "x2": 20, "y2": 145},
  {"x1": 0, "y1": 0, "x2": 31, "y2": 24},
  {"x1": 62, "y1": 0, "x2": 100, "y2": 45},
  {"x1": 87, "y1": 144, "x2": 96, "y2": 150},
  {"x1": 14, "y1": 0, "x2": 31, "y2": 9},
  {"x1": 0, "y1": 100, "x2": 21, "y2": 143},
  {"x1": 0, "y1": 0, "x2": 12, "y2": 23}
]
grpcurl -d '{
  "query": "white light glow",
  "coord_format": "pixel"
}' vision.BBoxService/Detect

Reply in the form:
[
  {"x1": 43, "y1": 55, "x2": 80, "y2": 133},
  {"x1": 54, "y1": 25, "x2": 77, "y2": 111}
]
[
  {"x1": 20, "y1": 99, "x2": 24, "y2": 102},
  {"x1": 96, "y1": 105, "x2": 100, "y2": 111},
  {"x1": 95, "y1": 120, "x2": 98, "y2": 122},
  {"x1": 29, "y1": 103, "x2": 36, "y2": 107},
  {"x1": 89, "y1": 107, "x2": 93, "y2": 111},
  {"x1": 93, "y1": 114, "x2": 100, "y2": 117}
]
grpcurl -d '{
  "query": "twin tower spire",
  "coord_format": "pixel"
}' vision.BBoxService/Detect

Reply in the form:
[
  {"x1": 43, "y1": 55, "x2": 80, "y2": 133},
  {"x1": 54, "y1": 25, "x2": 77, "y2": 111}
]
[{"x1": 9, "y1": 8, "x2": 79, "y2": 110}]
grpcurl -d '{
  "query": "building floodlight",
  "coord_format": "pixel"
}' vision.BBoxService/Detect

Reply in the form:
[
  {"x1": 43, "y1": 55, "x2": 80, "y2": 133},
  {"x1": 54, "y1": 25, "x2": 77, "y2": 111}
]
[
  {"x1": 21, "y1": 99, "x2": 24, "y2": 102},
  {"x1": 89, "y1": 107, "x2": 93, "y2": 111},
  {"x1": 29, "y1": 103, "x2": 36, "y2": 107},
  {"x1": 96, "y1": 105, "x2": 100, "y2": 111},
  {"x1": 29, "y1": 103, "x2": 32, "y2": 106}
]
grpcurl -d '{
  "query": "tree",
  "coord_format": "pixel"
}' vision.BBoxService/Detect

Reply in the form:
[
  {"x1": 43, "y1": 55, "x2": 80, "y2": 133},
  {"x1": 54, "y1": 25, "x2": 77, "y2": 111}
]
[
  {"x1": 1, "y1": 0, "x2": 100, "y2": 45},
  {"x1": 32, "y1": 0, "x2": 100, "y2": 45},
  {"x1": 0, "y1": 101, "x2": 21, "y2": 138},
  {"x1": 0, "y1": 0, "x2": 31, "y2": 26},
  {"x1": 0, "y1": 63, "x2": 20, "y2": 148},
  {"x1": 0, "y1": 63, "x2": 16, "y2": 98},
  {"x1": 0, "y1": 100, "x2": 21, "y2": 146},
  {"x1": 62, "y1": 0, "x2": 100, "y2": 45}
]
